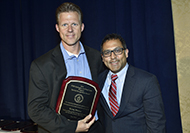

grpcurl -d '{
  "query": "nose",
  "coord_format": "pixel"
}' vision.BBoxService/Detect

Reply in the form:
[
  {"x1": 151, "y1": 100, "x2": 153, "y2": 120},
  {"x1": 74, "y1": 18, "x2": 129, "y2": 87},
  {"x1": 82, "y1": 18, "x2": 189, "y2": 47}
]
[
  {"x1": 68, "y1": 25, "x2": 73, "y2": 32},
  {"x1": 110, "y1": 51, "x2": 117, "y2": 59}
]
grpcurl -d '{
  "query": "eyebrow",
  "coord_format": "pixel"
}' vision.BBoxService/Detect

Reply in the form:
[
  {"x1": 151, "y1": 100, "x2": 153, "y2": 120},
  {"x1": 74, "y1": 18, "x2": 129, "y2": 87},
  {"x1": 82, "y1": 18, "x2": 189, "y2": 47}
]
[{"x1": 103, "y1": 47, "x2": 123, "y2": 51}]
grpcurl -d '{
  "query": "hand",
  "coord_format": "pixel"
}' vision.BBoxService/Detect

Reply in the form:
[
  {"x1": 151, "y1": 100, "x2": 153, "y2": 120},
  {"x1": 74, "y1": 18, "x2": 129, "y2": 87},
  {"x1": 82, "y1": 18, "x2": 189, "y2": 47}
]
[{"x1": 75, "y1": 114, "x2": 96, "y2": 132}]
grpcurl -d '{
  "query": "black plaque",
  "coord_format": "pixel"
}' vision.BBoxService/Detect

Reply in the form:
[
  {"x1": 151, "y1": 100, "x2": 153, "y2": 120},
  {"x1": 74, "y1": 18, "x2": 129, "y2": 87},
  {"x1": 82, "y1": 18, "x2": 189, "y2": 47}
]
[{"x1": 55, "y1": 76, "x2": 101, "y2": 121}]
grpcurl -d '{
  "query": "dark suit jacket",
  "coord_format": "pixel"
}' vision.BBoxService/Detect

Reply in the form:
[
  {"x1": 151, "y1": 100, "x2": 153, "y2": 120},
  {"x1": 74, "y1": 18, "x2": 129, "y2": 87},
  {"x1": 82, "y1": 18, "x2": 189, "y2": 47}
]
[
  {"x1": 28, "y1": 44, "x2": 104, "y2": 133},
  {"x1": 97, "y1": 65, "x2": 166, "y2": 133}
]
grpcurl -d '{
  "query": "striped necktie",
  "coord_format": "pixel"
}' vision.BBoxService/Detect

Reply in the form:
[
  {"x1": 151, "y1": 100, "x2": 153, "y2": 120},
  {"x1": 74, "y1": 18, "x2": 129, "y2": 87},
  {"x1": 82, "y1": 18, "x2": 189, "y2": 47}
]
[{"x1": 109, "y1": 74, "x2": 119, "y2": 116}]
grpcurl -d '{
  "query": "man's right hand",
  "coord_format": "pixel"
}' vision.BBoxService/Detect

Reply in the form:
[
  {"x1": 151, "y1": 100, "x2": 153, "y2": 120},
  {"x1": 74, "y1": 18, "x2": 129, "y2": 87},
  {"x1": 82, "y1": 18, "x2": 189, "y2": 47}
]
[{"x1": 75, "y1": 114, "x2": 96, "y2": 132}]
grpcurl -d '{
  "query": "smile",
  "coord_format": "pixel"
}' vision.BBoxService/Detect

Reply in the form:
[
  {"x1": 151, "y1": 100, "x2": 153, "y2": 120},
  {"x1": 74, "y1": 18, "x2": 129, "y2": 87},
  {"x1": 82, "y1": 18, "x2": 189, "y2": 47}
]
[
  {"x1": 110, "y1": 60, "x2": 119, "y2": 65},
  {"x1": 67, "y1": 34, "x2": 74, "y2": 38}
]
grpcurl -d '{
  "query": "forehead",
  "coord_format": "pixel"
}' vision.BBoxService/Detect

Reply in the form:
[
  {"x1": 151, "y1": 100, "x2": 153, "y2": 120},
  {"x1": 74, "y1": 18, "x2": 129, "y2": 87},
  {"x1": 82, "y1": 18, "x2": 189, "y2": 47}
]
[
  {"x1": 102, "y1": 39, "x2": 123, "y2": 50},
  {"x1": 58, "y1": 12, "x2": 80, "y2": 23}
]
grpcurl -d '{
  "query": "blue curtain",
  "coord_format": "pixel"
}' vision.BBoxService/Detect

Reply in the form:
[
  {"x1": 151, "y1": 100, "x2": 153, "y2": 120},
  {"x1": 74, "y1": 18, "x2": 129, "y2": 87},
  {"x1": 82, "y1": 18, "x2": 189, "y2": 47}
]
[{"x1": 0, "y1": 0, "x2": 182, "y2": 132}]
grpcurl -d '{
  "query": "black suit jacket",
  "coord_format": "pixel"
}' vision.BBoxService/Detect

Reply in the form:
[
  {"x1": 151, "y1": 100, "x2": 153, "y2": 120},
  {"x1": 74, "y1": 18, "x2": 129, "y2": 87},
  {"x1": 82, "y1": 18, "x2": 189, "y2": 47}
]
[
  {"x1": 97, "y1": 65, "x2": 166, "y2": 133},
  {"x1": 28, "y1": 44, "x2": 104, "y2": 133}
]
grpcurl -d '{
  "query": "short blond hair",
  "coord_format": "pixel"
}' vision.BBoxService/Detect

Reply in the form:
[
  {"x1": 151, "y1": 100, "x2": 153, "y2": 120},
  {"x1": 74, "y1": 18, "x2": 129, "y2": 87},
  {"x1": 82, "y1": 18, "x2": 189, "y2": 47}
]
[{"x1": 55, "y1": 2, "x2": 83, "y2": 24}]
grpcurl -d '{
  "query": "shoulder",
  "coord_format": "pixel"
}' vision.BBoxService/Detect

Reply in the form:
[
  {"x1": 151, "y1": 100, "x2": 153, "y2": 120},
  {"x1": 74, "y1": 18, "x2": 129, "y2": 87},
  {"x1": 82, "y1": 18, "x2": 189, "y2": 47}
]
[
  {"x1": 99, "y1": 69, "x2": 109, "y2": 81},
  {"x1": 98, "y1": 69, "x2": 109, "y2": 87},
  {"x1": 99, "y1": 69, "x2": 109, "y2": 76},
  {"x1": 83, "y1": 45, "x2": 102, "y2": 63},
  {"x1": 83, "y1": 45, "x2": 101, "y2": 55},
  {"x1": 129, "y1": 65, "x2": 156, "y2": 78},
  {"x1": 31, "y1": 45, "x2": 61, "y2": 68},
  {"x1": 128, "y1": 65, "x2": 161, "y2": 96},
  {"x1": 127, "y1": 65, "x2": 159, "y2": 86}
]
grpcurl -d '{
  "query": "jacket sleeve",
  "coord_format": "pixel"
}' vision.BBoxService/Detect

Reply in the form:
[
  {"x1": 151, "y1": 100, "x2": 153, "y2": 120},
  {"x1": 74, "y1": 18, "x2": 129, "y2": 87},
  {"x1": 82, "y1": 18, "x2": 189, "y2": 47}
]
[
  {"x1": 28, "y1": 61, "x2": 77, "y2": 133},
  {"x1": 143, "y1": 75, "x2": 166, "y2": 133}
]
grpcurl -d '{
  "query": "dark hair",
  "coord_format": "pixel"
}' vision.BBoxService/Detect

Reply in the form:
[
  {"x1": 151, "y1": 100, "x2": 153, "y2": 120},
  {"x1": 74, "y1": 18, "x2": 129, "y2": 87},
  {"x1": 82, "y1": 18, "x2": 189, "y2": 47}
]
[
  {"x1": 56, "y1": 2, "x2": 83, "y2": 24},
  {"x1": 101, "y1": 33, "x2": 127, "y2": 52}
]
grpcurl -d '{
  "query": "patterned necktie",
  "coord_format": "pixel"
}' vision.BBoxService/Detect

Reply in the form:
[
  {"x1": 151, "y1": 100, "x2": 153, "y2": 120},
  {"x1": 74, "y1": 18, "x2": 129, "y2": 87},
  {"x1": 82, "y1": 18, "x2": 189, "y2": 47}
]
[{"x1": 109, "y1": 74, "x2": 119, "y2": 116}]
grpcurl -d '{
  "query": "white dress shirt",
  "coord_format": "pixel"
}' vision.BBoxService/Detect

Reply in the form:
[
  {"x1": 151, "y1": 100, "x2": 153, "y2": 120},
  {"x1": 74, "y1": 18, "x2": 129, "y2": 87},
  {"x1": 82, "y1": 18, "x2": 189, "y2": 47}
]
[{"x1": 102, "y1": 63, "x2": 129, "y2": 108}]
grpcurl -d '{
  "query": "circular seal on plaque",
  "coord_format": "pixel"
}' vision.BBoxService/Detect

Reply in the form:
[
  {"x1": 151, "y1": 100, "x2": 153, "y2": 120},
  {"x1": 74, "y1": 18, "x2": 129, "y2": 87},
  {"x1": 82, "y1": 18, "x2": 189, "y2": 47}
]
[{"x1": 74, "y1": 94, "x2": 84, "y2": 103}]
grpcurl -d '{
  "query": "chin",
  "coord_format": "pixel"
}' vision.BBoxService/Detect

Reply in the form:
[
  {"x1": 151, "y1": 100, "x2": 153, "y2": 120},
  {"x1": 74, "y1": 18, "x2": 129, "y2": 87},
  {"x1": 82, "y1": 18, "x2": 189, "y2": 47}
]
[
  {"x1": 110, "y1": 69, "x2": 119, "y2": 73},
  {"x1": 63, "y1": 41, "x2": 78, "y2": 46}
]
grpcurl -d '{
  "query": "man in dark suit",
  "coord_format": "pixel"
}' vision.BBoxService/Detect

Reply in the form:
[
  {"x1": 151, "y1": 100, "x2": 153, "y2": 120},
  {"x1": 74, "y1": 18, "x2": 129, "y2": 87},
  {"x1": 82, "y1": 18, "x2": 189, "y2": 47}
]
[
  {"x1": 28, "y1": 2, "x2": 104, "y2": 133},
  {"x1": 97, "y1": 33, "x2": 166, "y2": 132}
]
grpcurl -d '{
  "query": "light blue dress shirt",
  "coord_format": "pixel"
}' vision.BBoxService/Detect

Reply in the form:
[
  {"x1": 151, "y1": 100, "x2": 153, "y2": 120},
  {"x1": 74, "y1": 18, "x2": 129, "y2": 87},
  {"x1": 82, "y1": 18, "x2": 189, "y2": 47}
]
[
  {"x1": 60, "y1": 42, "x2": 97, "y2": 119},
  {"x1": 60, "y1": 42, "x2": 92, "y2": 80},
  {"x1": 102, "y1": 63, "x2": 129, "y2": 109}
]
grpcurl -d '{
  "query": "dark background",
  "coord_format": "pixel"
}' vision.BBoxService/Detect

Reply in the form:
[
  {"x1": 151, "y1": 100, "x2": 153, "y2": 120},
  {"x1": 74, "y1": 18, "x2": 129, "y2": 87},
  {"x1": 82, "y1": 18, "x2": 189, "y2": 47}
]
[{"x1": 0, "y1": 0, "x2": 182, "y2": 132}]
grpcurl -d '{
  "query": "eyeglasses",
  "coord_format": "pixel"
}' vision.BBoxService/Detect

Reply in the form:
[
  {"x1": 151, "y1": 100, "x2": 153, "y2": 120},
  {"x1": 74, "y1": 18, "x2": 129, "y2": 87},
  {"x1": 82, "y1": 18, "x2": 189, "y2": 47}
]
[{"x1": 102, "y1": 47, "x2": 126, "y2": 57}]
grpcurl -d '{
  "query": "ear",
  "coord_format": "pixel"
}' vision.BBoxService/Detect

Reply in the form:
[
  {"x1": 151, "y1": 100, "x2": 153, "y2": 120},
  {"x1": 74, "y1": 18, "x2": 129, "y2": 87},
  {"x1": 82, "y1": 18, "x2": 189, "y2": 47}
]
[
  {"x1": 81, "y1": 23, "x2": 84, "y2": 32},
  {"x1": 125, "y1": 49, "x2": 129, "y2": 58},
  {"x1": 101, "y1": 55, "x2": 105, "y2": 62},
  {"x1": 55, "y1": 24, "x2": 59, "y2": 32}
]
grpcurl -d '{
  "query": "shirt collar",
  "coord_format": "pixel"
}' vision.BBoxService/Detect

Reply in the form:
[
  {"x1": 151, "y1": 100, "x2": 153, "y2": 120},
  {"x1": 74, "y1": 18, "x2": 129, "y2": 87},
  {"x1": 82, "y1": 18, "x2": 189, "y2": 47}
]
[
  {"x1": 60, "y1": 41, "x2": 85, "y2": 61},
  {"x1": 107, "y1": 63, "x2": 129, "y2": 84}
]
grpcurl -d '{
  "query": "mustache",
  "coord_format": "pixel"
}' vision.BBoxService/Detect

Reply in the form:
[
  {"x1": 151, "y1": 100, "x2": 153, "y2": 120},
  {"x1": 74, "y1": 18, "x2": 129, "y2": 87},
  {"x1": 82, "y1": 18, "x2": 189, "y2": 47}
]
[{"x1": 109, "y1": 59, "x2": 119, "y2": 63}]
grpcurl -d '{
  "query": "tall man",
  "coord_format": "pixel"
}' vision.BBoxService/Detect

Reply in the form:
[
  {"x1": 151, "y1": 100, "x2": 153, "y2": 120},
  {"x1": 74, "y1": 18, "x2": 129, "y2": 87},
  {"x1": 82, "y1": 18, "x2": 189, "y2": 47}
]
[
  {"x1": 28, "y1": 2, "x2": 104, "y2": 133},
  {"x1": 98, "y1": 33, "x2": 166, "y2": 132}
]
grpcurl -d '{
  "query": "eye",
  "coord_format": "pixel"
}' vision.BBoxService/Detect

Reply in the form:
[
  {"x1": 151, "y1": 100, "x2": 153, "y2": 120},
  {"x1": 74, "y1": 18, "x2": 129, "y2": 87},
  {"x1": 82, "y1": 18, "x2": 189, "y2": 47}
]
[
  {"x1": 115, "y1": 48, "x2": 122, "y2": 53},
  {"x1": 72, "y1": 23, "x2": 78, "y2": 26},
  {"x1": 103, "y1": 50, "x2": 111, "y2": 55},
  {"x1": 62, "y1": 23, "x2": 68, "y2": 27}
]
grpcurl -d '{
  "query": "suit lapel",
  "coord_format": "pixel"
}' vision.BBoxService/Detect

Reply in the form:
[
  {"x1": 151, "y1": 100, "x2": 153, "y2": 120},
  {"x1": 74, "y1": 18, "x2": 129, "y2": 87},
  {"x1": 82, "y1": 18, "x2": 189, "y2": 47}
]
[
  {"x1": 49, "y1": 45, "x2": 67, "y2": 108},
  {"x1": 116, "y1": 65, "x2": 136, "y2": 117},
  {"x1": 84, "y1": 46, "x2": 95, "y2": 81},
  {"x1": 51, "y1": 45, "x2": 67, "y2": 81},
  {"x1": 99, "y1": 66, "x2": 137, "y2": 118},
  {"x1": 99, "y1": 70, "x2": 114, "y2": 118},
  {"x1": 100, "y1": 93, "x2": 113, "y2": 117},
  {"x1": 84, "y1": 45, "x2": 100, "y2": 83}
]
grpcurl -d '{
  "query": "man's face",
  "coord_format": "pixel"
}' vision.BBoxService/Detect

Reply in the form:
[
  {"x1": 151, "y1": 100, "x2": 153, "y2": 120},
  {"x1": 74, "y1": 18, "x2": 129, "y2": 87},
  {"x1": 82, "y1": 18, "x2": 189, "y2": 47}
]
[
  {"x1": 55, "y1": 12, "x2": 84, "y2": 46},
  {"x1": 102, "y1": 39, "x2": 129, "y2": 73}
]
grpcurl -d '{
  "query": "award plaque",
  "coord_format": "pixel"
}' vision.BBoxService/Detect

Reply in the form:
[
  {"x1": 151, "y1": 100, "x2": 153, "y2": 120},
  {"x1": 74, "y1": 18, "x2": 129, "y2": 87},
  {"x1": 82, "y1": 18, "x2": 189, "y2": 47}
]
[{"x1": 55, "y1": 76, "x2": 101, "y2": 121}]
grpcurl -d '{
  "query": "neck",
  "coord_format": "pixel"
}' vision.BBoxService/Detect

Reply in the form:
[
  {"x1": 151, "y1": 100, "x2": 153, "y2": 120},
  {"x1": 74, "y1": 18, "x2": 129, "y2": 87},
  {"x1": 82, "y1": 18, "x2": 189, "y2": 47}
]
[{"x1": 62, "y1": 41, "x2": 81, "y2": 55}]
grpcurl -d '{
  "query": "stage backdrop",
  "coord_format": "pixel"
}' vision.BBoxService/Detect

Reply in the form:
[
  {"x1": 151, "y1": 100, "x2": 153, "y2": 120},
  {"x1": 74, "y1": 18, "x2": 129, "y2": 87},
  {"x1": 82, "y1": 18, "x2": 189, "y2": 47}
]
[{"x1": 0, "y1": 0, "x2": 182, "y2": 132}]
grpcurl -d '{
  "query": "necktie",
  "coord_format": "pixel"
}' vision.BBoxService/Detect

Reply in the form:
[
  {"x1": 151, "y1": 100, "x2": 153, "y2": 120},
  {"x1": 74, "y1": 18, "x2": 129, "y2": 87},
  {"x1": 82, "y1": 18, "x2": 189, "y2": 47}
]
[{"x1": 109, "y1": 74, "x2": 119, "y2": 116}]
